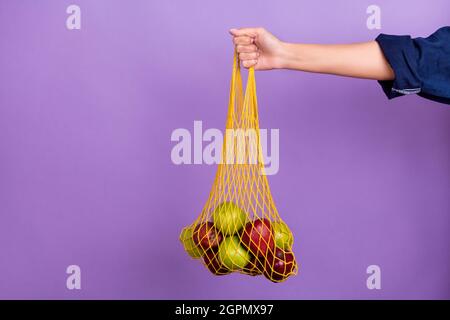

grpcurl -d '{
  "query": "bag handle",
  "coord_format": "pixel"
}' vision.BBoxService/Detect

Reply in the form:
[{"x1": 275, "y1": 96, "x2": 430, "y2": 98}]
[
  {"x1": 223, "y1": 51, "x2": 264, "y2": 168},
  {"x1": 226, "y1": 51, "x2": 258, "y2": 129}
]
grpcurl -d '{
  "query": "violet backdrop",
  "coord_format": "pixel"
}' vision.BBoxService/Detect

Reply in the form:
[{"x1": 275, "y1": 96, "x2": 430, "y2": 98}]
[{"x1": 0, "y1": 0, "x2": 449, "y2": 299}]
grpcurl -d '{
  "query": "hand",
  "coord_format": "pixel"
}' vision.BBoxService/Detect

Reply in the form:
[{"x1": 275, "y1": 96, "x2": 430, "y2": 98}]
[{"x1": 229, "y1": 27, "x2": 285, "y2": 70}]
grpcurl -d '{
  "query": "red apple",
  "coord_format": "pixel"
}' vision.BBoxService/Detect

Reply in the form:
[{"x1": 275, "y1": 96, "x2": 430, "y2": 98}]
[
  {"x1": 241, "y1": 218, "x2": 275, "y2": 257},
  {"x1": 244, "y1": 255, "x2": 264, "y2": 276},
  {"x1": 203, "y1": 249, "x2": 231, "y2": 276},
  {"x1": 193, "y1": 222, "x2": 222, "y2": 250},
  {"x1": 264, "y1": 247, "x2": 296, "y2": 282}
]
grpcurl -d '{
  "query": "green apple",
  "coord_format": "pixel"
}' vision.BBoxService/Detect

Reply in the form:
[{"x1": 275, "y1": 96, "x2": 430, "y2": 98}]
[
  {"x1": 218, "y1": 236, "x2": 251, "y2": 270},
  {"x1": 213, "y1": 202, "x2": 248, "y2": 235},
  {"x1": 179, "y1": 226, "x2": 202, "y2": 259},
  {"x1": 272, "y1": 221, "x2": 294, "y2": 250}
]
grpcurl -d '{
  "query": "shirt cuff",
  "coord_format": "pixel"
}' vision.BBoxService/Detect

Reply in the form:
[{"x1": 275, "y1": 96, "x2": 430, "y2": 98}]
[{"x1": 375, "y1": 33, "x2": 422, "y2": 99}]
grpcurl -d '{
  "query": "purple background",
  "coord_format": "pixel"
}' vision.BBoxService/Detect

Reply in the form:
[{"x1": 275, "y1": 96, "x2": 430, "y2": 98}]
[{"x1": 0, "y1": 0, "x2": 449, "y2": 299}]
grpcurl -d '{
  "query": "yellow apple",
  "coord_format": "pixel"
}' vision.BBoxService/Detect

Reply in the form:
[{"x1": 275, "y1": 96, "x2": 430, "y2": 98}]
[
  {"x1": 179, "y1": 226, "x2": 202, "y2": 258},
  {"x1": 218, "y1": 236, "x2": 251, "y2": 270},
  {"x1": 213, "y1": 202, "x2": 248, "y2": 235},
  {"x1": 272, "y1": 221, "x2": 294, "y2": 250}
]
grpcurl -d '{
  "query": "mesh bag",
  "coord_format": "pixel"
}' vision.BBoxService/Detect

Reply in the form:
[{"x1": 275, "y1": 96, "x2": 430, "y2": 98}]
[{"x1": 179, "y1": 52, "x2": 298, "y2": 283}]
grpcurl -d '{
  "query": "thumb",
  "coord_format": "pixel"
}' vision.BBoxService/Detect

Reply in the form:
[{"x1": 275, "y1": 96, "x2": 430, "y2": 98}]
[{"x1": 229, "y1": 27, "x2": 259, "y2": 38}]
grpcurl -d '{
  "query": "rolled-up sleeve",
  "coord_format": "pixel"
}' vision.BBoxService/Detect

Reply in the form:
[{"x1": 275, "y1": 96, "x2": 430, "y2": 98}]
[{"x1": 375, "y1": 27, "x2": 450, "y2": 105}]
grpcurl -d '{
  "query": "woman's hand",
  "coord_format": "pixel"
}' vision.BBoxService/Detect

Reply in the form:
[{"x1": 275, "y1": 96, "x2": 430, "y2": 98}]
[
  {"x1": 230, "y1": 27, "x2": 394, "y2": 80},
  {"x1": 229, "y1": 27, "x2": 285, "y2": 70}
]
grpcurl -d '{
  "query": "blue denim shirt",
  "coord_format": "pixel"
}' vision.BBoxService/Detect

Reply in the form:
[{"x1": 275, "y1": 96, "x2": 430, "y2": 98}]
[{"x1": 375, "y1": 27, "x2": 450, "y2": 105}]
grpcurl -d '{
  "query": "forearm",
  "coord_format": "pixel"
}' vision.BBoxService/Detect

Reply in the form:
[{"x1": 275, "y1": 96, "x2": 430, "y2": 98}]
[{"x1": 278, "y1": 41, "x2": 395, "y2": 80}]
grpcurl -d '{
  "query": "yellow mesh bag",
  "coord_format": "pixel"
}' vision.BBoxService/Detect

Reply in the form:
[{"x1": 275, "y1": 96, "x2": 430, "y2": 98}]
[{"x1": 180, "y1": 52, "x2": 298, "y2": 283}]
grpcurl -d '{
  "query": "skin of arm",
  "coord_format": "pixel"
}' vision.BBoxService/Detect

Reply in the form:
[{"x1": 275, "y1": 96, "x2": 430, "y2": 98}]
[{"x1": 229, "y1": 27, "x2": 395, "y2": 81}]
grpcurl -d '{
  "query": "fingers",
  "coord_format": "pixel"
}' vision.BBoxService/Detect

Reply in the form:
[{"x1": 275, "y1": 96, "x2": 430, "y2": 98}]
[
  {"x1": 233, "y1": 36, "x2": 253, "y2": 45},
  {"x1": 230, "y1": 27, "x2": 265, "y2": 69},
  {"x1": 242, "y1": 59, "x2": 257, "y2": 68},
  {"x1": 236, "y1": 45, "x2": 259, "y2": 68},
  {"x1": 236, "y1": 44, "x2": 257, "y2": 53},
  {"x1": 239, "y1": 52, "x2": 259, "y2": 60}
]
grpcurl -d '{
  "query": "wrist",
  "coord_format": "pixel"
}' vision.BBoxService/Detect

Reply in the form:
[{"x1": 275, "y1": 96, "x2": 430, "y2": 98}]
[
  {"x1": 276, "y1": 42, "x2": 305, "y2": 70},
  {"x1": 273, "y1": 41, "x2": 290, "y2": 69},
  {"x1": 276, "y1": 42, "x2": 294, "y2": 69}
]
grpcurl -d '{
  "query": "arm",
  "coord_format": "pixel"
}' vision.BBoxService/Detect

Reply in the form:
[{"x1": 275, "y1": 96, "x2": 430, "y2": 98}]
[
  {"x1": 229, "y1": 28, "x2": 395, "y2": 81},
  {"x1": 280, "y1": 42, "x2": 394, "y2": 80}
]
